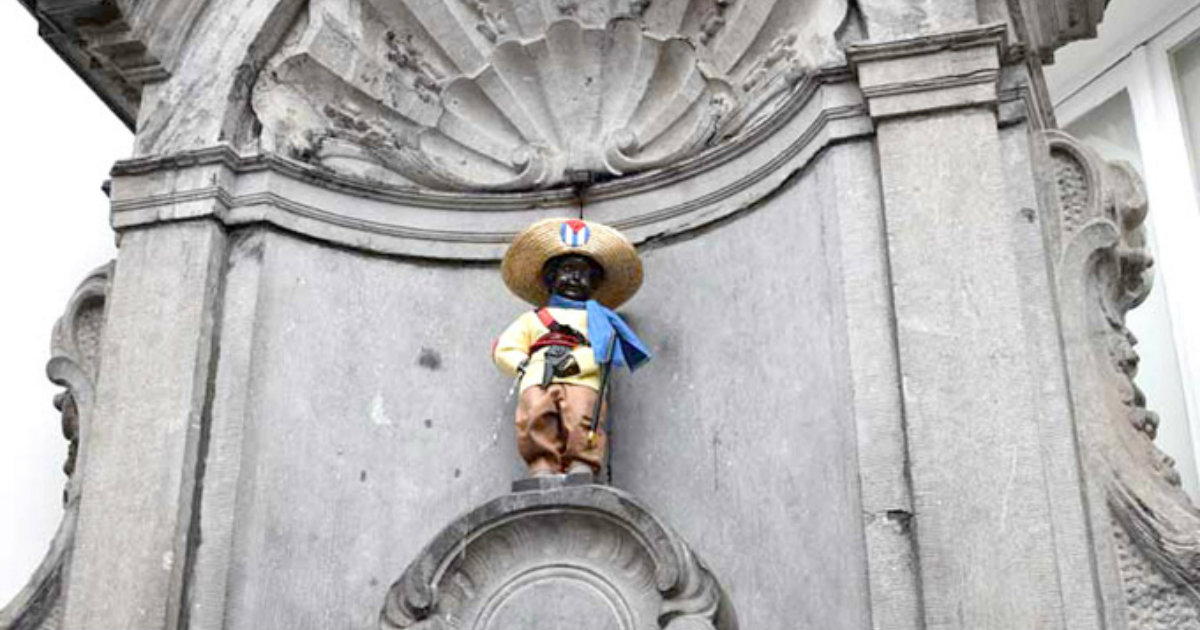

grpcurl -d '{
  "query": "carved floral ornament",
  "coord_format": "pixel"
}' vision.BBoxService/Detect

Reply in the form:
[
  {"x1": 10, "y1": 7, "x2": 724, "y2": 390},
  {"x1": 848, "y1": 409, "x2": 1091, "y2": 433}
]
[
  {"x1": 1045, "y1": 131, "x2": 1200, "y2": 617},
  {"x1": 252, "y1": 0, "x2": 849, "y2": 191}
]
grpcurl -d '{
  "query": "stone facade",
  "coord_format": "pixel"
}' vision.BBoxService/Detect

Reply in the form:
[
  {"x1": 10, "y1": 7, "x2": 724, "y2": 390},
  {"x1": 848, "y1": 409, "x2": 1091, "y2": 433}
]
[{"x1": 5, "y1": 0, "x2": 1200, "y2": 629}]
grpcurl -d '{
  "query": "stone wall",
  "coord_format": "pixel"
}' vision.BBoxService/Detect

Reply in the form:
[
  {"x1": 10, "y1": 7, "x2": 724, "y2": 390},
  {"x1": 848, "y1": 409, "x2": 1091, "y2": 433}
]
[
  {"x1": 8, "y1": 1, "x2": 1200, "y2": 629},
  {"x1": 187, "y1": 140, "x2": 872, "y2": 630}
]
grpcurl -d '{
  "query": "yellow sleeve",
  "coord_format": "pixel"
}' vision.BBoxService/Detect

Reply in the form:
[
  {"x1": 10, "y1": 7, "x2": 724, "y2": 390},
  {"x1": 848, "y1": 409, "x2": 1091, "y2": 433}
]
[{"x1": 493, "y1": 312, "x2": 538, "y2": 377}]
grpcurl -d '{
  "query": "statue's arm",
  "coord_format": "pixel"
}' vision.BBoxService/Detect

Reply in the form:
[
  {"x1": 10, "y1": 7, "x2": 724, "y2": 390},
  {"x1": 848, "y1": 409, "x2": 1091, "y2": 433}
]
[{"x1": 493, "y1": 313, "x2": 535, "y2": 377}]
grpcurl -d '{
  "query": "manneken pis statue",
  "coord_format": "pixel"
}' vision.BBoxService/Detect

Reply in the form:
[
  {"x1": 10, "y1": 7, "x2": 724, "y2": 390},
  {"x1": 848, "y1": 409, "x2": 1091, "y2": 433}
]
[{"x1": 493, "y1": 219, "x2": 651, "y2": 478}]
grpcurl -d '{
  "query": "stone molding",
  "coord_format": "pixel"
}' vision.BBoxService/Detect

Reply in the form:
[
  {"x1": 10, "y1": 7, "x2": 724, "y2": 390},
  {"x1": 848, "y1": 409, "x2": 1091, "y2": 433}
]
[
  {"x1": 380, "y1": 483, "x2": 734, "y2": 630},
  {"x1": 0, "y1": 263, "x2": 113, "y2": 630},
  {"x1": 1007, "y1": 0, "x2": 1107, "y2": 63},
  {"x1": 17, "y1": 0, "x2": 210, "y2": 128},
  {"x1": 109, "y1": 70, "x2": 870, "y2": 260},
  {"x1": 253, "y1": 0, "x2": 851, "y2": 191},
  {"x1": 846, "y1": 23, "x2": 1007, "y2": 120},
  {"x1": 1044, "y1": 130, "x2": 1200, "y2": 619}
]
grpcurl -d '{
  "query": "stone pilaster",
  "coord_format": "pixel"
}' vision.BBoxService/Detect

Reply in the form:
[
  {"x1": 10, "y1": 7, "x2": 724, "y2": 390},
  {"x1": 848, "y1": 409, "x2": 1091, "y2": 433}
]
[
  {"x1": 848, "y1": 25, "x2": 1103, "y2": 630},
  {"x1": 63, "y1": 221, "x2": 228, "y2": 630}
]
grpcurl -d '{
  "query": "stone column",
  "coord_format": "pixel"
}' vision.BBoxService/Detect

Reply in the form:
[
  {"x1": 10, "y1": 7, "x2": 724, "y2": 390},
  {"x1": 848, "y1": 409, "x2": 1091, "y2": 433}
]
[{"x1": 848, "y1": 26, "x2": 1103, "y2": 630}]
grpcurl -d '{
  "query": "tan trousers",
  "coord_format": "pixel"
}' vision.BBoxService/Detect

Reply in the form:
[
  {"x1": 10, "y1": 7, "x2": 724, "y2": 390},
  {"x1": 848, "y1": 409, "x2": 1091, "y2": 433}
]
[{"x1": 516, "y1": 383, "x2": 607, "y2": 474}]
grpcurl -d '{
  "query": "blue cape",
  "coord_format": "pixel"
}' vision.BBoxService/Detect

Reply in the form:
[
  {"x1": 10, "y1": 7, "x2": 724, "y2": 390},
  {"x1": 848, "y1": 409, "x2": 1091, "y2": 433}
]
[{"x1": 548, "y1": 294, "x2": 651, "y2": 372}]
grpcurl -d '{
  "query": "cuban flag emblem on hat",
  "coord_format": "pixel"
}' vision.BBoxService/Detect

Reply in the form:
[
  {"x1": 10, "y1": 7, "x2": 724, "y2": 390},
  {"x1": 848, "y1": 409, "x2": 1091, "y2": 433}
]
[{"x1": 559, "y1": 220, "x2": 591, "y2": 248}]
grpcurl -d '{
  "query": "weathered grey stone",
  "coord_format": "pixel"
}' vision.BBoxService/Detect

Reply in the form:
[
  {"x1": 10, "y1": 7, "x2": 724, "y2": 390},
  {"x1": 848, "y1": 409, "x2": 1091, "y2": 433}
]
[
  {"x1": 1003, "y1": 0, "x2": 1108, "y2": 62},
  {"x1": 824, "y1": 139, "x2": 921, "y2": 630},
  {"x1": 63, "y1": 222, "x2": 227, "y2": 630},
  {"x1": 184, "y1": 228, "x2": 522, "y2": 630},
  {"x1": 1001, "y1": 121, "x2": 1104, "y2": 630},
  {"x1": 180, "y1": 163, "x2": 873, "y2": 626},
  {"x1": 850, "y1": 26, "x2": 1099, "y2": 630},
  {"x1": 848, "y1": 24, "x2": 1005, "y2": 120},
  {"x1": 15, "y1": 0, "x2": 1107, "y2": 131},
  {"x1": 511, "y1": 470, "x2": 593, "y2": 492},
  {"x1": 13, "y1": 1, "x2": 1200, "y2": 630},
  {"x1": 854, "y1": 0, "x2": 979, "y2": 42},
  {"x1": 613, "y1": 141, "x2": 872, "y2": 630},
  {"x1": 107, "y1": 71, "x2": 873, "y2": 261},
  {"x1": 1112, "y1": 515, "x2": 1200, "y2": 630},
  {"x1": 884, "y1": 107, "x2": 1071, "y2": 630},
  {"x1": 151, "y1": 139, "x2": 876, "y2": 630},
  {"x1": 16, "y1": 0, "x2": 209, "y2": 126},
  {"x1": 380, "y1": 482, "x2": 733, "y2": 630},
  {"x1": 252, "y1": 0, "x2": 851, "y2": 190},
  {"x1": 1043, "y1": 130, "x2": 1200, "y2": 627},
  {"x1": 1, "y1": 264, "x2": 112, "y2": 630}
]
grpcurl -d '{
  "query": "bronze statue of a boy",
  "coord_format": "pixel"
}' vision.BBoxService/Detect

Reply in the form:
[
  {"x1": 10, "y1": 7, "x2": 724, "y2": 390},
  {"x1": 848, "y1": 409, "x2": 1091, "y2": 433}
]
[{"x1": 494, "y1": 219, "x2": 651, "y2": 478}]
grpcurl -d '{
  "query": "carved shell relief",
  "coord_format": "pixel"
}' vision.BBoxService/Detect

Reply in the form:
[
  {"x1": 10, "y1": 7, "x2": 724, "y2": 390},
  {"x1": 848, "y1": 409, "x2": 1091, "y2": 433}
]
[
  {"x1": 252, "y1": 0, "x2": 849, "y2": 191},
  {"x1": 1045, "y1": 131, "x2": 1200, "y2": 618}
]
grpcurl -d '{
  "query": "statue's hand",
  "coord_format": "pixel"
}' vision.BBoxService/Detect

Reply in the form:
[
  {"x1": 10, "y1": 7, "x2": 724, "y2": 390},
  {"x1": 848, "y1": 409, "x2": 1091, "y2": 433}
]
[
  {"x1": 557, "y1": 354, "x2": 580, "y2": 377},
  {"x1": 543, "y1": 346, "x2": 581, "y2": 378}
]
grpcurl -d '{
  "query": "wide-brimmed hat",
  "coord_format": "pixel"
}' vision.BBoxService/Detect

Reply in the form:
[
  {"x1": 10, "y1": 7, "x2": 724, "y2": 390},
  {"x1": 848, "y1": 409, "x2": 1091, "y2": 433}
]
[{"x1": 501, "y1": 218, "x2": 643, "y2": 308}]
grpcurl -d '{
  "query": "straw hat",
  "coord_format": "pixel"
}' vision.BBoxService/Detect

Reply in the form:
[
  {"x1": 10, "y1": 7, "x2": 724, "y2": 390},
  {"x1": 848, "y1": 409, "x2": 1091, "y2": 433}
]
[{"x1": 501, "y1": 218, "x2": 643, "y2": 308}]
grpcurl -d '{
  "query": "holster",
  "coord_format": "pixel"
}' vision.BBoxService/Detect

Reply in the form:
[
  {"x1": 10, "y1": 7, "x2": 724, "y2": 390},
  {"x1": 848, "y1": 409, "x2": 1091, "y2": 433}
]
[{"x1": 540, "y1": 345, "x2": 574, "y2": 387}]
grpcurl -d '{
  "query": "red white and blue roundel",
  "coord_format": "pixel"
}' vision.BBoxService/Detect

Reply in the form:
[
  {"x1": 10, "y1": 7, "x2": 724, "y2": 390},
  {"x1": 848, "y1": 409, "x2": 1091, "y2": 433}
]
[{"x1": 559, "y1": 220, "x2": 591, "y2": 248}]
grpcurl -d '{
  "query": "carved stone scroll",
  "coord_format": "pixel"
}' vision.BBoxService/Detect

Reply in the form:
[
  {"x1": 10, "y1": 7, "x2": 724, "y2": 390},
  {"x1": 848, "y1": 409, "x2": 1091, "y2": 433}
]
[
  {"x1": 0, "y1": 263, "x2": 113, "y2": 630},
  {"x1": 253, "y1": 0, "x2": 850, "y2": 191},
  {"x1": 1044, "y1": 130, "x2": 1200, "y2": 625},
  {"x1": 380, "y1": 482, "x2": 736, "y2": 630}
]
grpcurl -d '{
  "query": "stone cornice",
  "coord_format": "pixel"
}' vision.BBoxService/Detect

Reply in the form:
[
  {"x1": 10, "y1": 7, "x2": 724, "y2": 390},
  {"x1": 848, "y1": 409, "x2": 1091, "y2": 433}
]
[
  {"x1": 17, "y1": 0, "x2": 210, "y2": 129},
  {"x1": 846, "y1": 24, "x2": 1009, "y2": 120},
  {"x1": 1007, "y1": 0, "x2": 1108, "y2": 63},
  {"x1": 110, "y1": 70, "x2": 871, "y2": 260},
  {"x1": 845, "y1": 24, "x2": 1009, "y2": 64},
  {"x1": 18, "y1": 0, "x2": 140, "y2": 128}
]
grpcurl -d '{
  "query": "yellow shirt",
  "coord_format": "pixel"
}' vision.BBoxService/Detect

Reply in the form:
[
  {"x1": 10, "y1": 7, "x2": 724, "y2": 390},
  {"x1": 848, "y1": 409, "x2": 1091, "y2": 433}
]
[{"x1": 493, "y1": 308, "x2": 601, "y2": 392}]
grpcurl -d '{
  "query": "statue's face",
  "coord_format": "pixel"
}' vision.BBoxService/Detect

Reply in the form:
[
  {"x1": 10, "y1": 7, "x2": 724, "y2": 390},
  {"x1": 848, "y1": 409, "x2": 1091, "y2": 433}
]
[{"x1": 544, "y1": 254, "x2": 603, "y2": 301}]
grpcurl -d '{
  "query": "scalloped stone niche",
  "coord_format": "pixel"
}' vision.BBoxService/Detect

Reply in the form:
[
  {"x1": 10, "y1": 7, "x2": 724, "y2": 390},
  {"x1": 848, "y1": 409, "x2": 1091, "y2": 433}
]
[{"x1": 252, "y1": 0, "x2": 848, "y2": 191}]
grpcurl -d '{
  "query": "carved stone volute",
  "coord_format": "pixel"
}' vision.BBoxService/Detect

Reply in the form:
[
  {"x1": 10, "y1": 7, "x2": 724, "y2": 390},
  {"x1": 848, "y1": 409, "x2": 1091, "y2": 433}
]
[
  {"x1": 1044, "y1": 130, "x2": 1200, "y2": 624},
  {"x1": 1, "y1": 263, "x2": 113, "y2": 630},
  {"x1": 48, "y1": 263, "x2": 112, "y2": 506}
]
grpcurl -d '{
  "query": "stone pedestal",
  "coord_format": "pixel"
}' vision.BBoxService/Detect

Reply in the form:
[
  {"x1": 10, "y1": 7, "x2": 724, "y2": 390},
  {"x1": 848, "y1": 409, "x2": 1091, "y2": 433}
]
[{"x1": 381, "y1": 480, "x2": 733, "y2": 630}]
